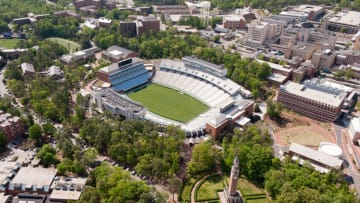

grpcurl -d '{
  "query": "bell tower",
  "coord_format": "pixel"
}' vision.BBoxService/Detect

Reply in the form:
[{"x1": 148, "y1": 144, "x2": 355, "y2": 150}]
[{"x1": 223, "y1": 156, "x2": 243, "y2": 203}]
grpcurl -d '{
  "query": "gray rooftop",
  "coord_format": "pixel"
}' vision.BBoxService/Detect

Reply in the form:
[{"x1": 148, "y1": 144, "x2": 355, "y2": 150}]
[
  {"x1": 327, "y1": 11, "x2": 360, "y2": 26},
  {"x1": 21, "y1": 62, "x2": 35, "y2": 74},
  {"x1": 289, "y1": 143, "x2": 343, "y2": 169},
  {"x1": 280, "y1": 81, "x2": 346, "y2": 107},
  {"x1": 10, "y1": 166, "x2": 57, "y2": 190}
]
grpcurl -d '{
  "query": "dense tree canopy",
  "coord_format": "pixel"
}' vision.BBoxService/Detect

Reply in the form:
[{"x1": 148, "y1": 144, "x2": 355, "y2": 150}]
[
  {"x1": 265, "y1": 158, "x2": 358, "y2": 202},
  {"x1": 223, "y1": 125, "x2": 273, "y2": 185},
  {"x1": 80, "y1": 163, "x2": 166, "y2": 203},
  {"x1": 187, "y1": 141, "x2": 220, "y2": 177},
  {"x1": 37, "y1": 144, "x2": 58, "y2": 166}
]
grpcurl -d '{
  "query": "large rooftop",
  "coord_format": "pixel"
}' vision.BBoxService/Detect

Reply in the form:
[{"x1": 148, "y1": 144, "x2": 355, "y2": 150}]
[
  {"x1": 10, "y1": 166, "x2": 57, "y2": 190},
  {"x1": 280, "y1": 81, "x2": 346, "y2": 107},
  {"x1": 289, "y1": 143, "x2": 343, "y2": 169},
  {"x1": 327, "y1": 11, "x2": 360, "y2": 26}
]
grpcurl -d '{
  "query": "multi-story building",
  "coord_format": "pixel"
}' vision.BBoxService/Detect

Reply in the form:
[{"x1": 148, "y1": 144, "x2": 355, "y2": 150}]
[
  {"x1": 0, "y1": 110, "x2": 24, "y2": 141},
  {"x1": 60, "y1": 47, "x2": 101, "y2": 65},
  {"x1": 53, "y1": 10, "x2": 81, "y2": 20},
  {"x1": 119, "y1": 21, "x2": 137, "y2": 38},
  {"x1": 120, "y1": 16, "x2": 160, "y2": 37},
  {"x1": 152, "y1": 5, "x2": 191, "y2": 15},
  {"x1": 336, "y1": 50, "x2": 360, "y2": 65},
  {"x1": 278, "y1": 11, "x2": 308, "y2": 23},
  {"x1": 285, "y1": 43, "x2": 317, "y2": 60},
  {"x1": 245, "y1": 22, "x2": 282, "y2": 49},
  {"x1": 323, "y1": 10, "x2": 360, "y2": 34},
  {"x1": 136, "y1": 16, "x2": 160, "y2": 35},
  {"x1": 223, "y1": 16, "x2": 246, "y2": 30},
  {"x1": 291, "y1": 5, "x2": 324, "y2": 20},
  {"x1": 311, "y1": 49, "x2": 336, "y2": 69},
  {"x1": 277, "y1": 80, "x2": 346, "y2": 122},
  {"x1": 102, "y1": 45, "x2": 137, "y2": 62}
]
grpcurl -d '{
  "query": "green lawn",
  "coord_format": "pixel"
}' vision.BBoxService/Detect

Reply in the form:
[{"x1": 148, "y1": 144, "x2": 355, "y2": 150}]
[
  {"x1": 196, "y1": 175, "x2": 224, "y2": 201},
  {"x1": 181, "y1": 178, "x2": 196, "y2": 202},
  {"x1": 128, "y1": 83, "x2": 208, "y2": 123},
  {"x1": 47, "y1": 37, "x2": 80, "y2": 53},
  {"x1": 237, "y1": 178, "x2": 265, "y2": 196},
  {"x1": 0, "y1": 39, "x2": 21, "y2": 49}
]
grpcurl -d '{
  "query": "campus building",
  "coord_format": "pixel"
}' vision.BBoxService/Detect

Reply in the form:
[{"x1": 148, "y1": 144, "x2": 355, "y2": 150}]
[
  {"x1": 60, "y1": 47, "x2": 101, "y2": 65},
  {"x1": 336, "y1": 50, "x2": 360, "y2": 65},
  {"x1": 97, "y1": 58, "x2": 152, "y2": 92},
  {"x1": 223, "y1": 16, "x2": 247, "y2": 30},
  {"x1": 277, "y1": 80, "x2": 347, "y2": 122},
  {"x1": 291, "y1": 5, "x2": 324, "y2": 20},
  {"x1": 8, "y1": 167, "x2": 57, "y2": 195},
  {"x1": 245, "y1": 23, "x2": 282, "y2": 49},
  {"x1": 0, "y1": 110, "x2": 24, "y2": 141},
  {"x1": 94, "y1": 88, "x2": 146, "y2": 119},
  {"x1": 288, "y1": 143, "x2": 343, "y2": 173},
  {"x1": 101, "y1": 45, "x2": 138, "y2": 62},
  {"x1": 323, "y1": 10, "x2": 360, "y2": 34}
]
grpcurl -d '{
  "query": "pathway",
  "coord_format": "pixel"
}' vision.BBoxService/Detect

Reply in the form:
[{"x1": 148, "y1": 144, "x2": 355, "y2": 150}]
[{"x1": 190, "y1": 174, "x2": 217, "y2": 203}]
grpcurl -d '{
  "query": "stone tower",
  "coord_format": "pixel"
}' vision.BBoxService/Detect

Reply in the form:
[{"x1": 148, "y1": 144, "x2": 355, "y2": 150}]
[
  {"x1": 229, "y1": 156, "x2": 240, "y2": 195},
  {"x1": 224, "y1": 156, "x2": 242, "y2": 203}
]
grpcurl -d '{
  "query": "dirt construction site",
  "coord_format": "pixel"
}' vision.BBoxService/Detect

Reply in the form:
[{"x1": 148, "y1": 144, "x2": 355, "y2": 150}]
[{"x1": 267, "y1": 111, "x2": 336, "y2": 147}]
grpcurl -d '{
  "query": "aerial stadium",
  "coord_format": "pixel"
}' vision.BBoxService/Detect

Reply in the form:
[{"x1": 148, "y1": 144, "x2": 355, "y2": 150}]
[{"x1": 94, "y1": 56, "x2": 254, "y2": 139}]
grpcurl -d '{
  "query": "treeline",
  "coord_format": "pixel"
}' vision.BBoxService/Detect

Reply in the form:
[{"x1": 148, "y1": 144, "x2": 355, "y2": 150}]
[
  {"x1": 208, "y1": 0, "x2": 360, "y2": 12},
  {"x1": 78, "y1": 163, "x2": 166, "y2": 203},
  {"x1": 80, "y1": 119, "x2": 184, "y2": 180},
  {"x1": 33, "y1": 16, "x2": 79, "y2": 39},
  {"x1": 265, "y1": 158, "x2": 358, "y2": 202},
  {"x1": 0, "y1": 0, "x2": 60, "y2": 23}
]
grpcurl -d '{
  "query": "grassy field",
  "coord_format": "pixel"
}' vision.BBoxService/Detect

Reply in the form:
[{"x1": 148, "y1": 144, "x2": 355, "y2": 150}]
[
  {"x1": 0, "y1": 39, "x2": 21, "y2": 49},
  {"x1": 128, "y1": 84, "x2": 208, "y2": 123},
  {"x1": 180, "y1": 178, "x2": 196, "y2": 202},
  {"x1": 196, "y1": 175, "x2": 223, "y2": 201},
  {"x1": 47, "y1": 37, "x2": 80, "y2": 53},
  {"x1": 237, "y1": 178, "x2": 264, "y2": 196}
]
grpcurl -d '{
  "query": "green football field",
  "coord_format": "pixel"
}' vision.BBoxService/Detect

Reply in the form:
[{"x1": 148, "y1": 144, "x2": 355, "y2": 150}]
[{"x1": 128, "y1": 83, "x2": 208, "y2": 123}]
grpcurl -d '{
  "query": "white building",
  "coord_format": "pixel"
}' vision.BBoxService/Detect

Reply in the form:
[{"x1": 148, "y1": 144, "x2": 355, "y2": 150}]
[{"x1": 349, "y1": 117, "x2": 360, "y2": 145}]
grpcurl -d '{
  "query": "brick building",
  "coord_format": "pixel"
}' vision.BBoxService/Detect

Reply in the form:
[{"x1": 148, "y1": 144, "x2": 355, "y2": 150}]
[
  {"x1": 223, "y1": 16, "x2": 246, "y2": 30},
  {"x1": 0, "y1": 111, "x2": 24, "y2": 141},
  {"x1": 277, "y1": 80, "x2": 346, "y2": 122}
]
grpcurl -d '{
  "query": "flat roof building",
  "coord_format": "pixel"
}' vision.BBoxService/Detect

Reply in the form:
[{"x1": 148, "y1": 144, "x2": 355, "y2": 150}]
[
  {"x1": 288, "y1": 143, "x2": 343, "y2": 173},
  {"x1": 291, "y1": 5, "x2": 324, "y2": 20},
  {"x1": 323, "y1": 10, "x2": 360, "y2": 34},
  {"x1": 277, "y1": 80, "x2": 346, "y2": 122},
  {"x1": 60, "y1": 47, "x2": 101, "y2": 65},
  {"x1": 102, "y1": 45, "x2": 138, "y2": 62},
  {"x1": 8, "y1": 166, "x2": 57, "y2": 195},
  {"x1": 49, "y1": 177, "x2": 87, "y2": 202},
  {"x1": 223, "y1": 15, "x2": 246, "y2": 30},
  {"x1": 0, "y1": 162, "x2": 20, "y2": 192},
  {"x1": 21, "y1": 62, "x2": 35, "y2": 76}
]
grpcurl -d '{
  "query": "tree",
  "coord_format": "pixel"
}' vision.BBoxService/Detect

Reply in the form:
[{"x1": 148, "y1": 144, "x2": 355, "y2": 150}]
[
  {"x1": 168, "y1": 176, "x2": 181, "y2": 202},
  {"x1": 29, "y1": 124, "x2": 42, "y2": 145},
  {"x1": 267, "y1": 100, "x2": 282, "y2": 120},
  {"x1": 42, "y1": 122, "x2": 56, "y2": 136},
  {"x1": 0, "y1": 131, "x2": 7, "y2": 153},
  {"x1": 187, "y1": 141, "x2": 219, "y2": 176},
  {"x1": 214, "y1": 35, "x2": 220, "y2": 43},
  {"x1": 37, "y1": 144, "x2": 58, "y2": 166}
]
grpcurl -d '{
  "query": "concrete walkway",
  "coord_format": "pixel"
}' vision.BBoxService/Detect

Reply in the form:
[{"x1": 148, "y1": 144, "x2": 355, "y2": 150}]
[{"x1": 191, "y1": 175, "x2": 211, "y2": 203}]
